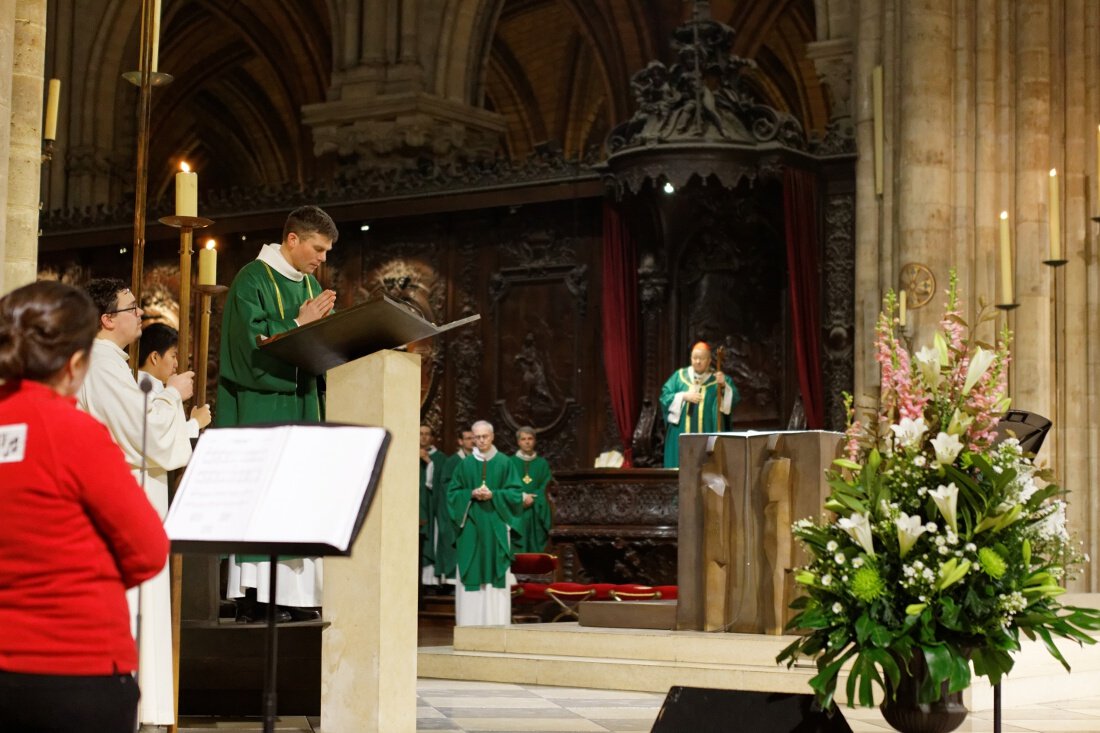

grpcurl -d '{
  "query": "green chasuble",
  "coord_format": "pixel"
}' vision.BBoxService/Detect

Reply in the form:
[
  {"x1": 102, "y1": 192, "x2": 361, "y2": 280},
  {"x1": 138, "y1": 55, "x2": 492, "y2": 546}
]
[
  {"x1": 509, "y1": 452, "x2": 553, "y2": 553},
  {"x1": 439, "y1": 449, "x2": 467, "y2": 493},
  {"x1": 659, "y1": 367, "x2": 741, "y2": 469},
  {"x1": 215, "y1": 258, "x2": 324, "y2": 427},
  {"x1": 447, "y1": 451, "x2": 524, "y2": 591},
  {"x1": 216, "y1": 253, "x2": 324, "y2": 563},
  {"x1": 419, "y1": 447, "x2": 449, "y2": 571}
]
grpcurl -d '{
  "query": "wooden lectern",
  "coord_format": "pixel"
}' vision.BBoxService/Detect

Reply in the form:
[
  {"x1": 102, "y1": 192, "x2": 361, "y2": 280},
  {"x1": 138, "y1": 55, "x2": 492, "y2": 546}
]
[
  {"x1": 260, "y1": 296, "x2": 477, "y2": 732},
  {"x1": 677, "y1": 430, "x2": 843, "y2": 635}
]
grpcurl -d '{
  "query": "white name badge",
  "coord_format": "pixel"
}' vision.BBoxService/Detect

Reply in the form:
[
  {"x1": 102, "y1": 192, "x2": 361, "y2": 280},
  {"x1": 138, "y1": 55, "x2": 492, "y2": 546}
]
[{"x1": 0, "y1": 424, "x2": 27, "y2": 463}]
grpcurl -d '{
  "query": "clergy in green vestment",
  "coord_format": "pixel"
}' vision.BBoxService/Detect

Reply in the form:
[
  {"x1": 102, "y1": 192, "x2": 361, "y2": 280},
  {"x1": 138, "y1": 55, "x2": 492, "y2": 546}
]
[
  {"x1": 419, "y1": 423, "x2": 452, "y2": 586},
  {"x1": 659, "y1": 341, "x2": 740, "y2": 469},
  {"x1": 510, "y1": 426, "x2": 553, "y2": 554},
  {"x1": 447, "y1": 420, "x2": 524, "y2": 626},
  {"x1": 217, "y1": 205, "x2": 339, "y2": 620},
  {"x1": 439, "y1": 427, "x2": 475, "y2": 492}
]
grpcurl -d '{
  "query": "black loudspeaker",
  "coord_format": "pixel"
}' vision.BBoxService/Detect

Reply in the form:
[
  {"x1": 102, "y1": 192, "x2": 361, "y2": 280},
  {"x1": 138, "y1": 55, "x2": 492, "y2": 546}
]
[
  {"x1": 993, "y1": 410, "x2": 1052, "y2": 455},
  {"x1": 651, "y1": 687, "x2": 853, "y2": 732}
]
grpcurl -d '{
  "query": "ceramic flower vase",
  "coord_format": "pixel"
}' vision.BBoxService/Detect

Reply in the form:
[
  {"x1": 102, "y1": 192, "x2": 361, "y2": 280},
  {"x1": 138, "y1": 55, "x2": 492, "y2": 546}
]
[{"x1": 879, "y1": 653, "x2": 969, "y2": 733}]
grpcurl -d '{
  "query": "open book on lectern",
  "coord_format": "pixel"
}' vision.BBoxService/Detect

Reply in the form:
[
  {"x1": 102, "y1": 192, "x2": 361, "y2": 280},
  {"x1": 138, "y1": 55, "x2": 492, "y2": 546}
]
[
  {"x1": 258, "y1": 293, "x2": 480, "y2": 375},
  {"x1": 164, "y1": 423, "x2": 390, "y2": 556}
]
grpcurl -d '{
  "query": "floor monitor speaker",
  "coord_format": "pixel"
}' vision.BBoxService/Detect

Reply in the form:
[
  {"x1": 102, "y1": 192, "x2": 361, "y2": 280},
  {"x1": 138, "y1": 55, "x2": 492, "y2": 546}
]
[{"x1": 651, "y1": 686, "x2": 853, "y2": 732}]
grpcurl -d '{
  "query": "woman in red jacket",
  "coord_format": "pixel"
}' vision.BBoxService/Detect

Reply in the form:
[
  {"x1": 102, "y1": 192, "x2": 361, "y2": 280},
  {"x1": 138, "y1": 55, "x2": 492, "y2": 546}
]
[{"x1": 0, "y1": 281, "x2": 169, "y2": 733}]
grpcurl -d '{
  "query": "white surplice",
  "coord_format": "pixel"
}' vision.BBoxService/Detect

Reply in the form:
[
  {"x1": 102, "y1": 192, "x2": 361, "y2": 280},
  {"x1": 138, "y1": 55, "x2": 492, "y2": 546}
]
[{"x1": 78, "y1": 338, "x2": 192, "y2": 726}]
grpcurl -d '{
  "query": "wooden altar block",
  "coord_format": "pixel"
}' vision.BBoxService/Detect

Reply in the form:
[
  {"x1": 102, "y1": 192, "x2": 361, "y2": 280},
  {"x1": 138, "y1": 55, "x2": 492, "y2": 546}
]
[
  {"x1": 321, "y1": 350, "x2": 419, "y2": 733},
  {"x1": 677, "y1": 431, "x2": 843, "y2": 634}
]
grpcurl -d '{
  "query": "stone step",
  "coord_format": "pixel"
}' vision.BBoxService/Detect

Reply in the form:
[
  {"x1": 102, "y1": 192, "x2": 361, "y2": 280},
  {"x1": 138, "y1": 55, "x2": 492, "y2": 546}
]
[{"x1": 419, "y1": 597, "x2": 1100, "y2": 712}]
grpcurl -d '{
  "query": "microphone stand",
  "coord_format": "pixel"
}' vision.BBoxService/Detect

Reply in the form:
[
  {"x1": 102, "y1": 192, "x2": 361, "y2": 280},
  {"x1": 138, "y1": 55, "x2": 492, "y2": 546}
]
[{"x1": 135, "y1": 375, "x2": 153, "y2": 733}]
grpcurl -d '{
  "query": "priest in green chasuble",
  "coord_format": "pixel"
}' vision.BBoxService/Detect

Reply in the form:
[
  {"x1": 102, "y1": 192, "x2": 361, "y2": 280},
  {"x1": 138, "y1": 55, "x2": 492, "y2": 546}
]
[
  {"x1": 447, "y1": 420, "x2": 525, "y2": 626},
  {"x1": 217, "y1": 205, "x2": 338, "y2": 622},
  {"x1": 419, "y1": 423, "x2": 453, "y2": 587},
  {"x1": 659, "y1": 341, "x2": 740, "y2": 469},
  {"x1": 510, "y1": 426, "x2": 553, "y2": 553}
]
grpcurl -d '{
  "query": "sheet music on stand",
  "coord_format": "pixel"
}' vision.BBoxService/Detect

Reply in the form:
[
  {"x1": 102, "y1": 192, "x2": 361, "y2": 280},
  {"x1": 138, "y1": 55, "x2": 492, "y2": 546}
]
[
  {"x1": 164, "y1": 423, "x2": 390, "y2": 733},
  {"x1": 165, "y1": 423, "x2": 390, "y2": 556}
]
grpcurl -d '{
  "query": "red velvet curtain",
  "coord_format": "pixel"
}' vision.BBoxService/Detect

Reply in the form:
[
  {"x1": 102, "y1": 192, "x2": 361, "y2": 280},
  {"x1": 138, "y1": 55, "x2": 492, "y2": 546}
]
[
  {"x1": 783, "y1": 168, "x2": 825, "y2": 429},
  {"x1": 601, "y1": 201, "x2": 640, "y2": 465}
]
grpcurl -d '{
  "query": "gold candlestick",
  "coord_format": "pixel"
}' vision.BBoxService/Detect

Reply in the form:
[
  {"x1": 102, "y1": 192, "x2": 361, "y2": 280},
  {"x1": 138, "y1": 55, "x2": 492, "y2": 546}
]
[
  {"x1": 192, "y1": 283, "x2": 228, "y2": 406},
  {"x1": 158, "y1": 215, "x2": 213, "y2": 374}
]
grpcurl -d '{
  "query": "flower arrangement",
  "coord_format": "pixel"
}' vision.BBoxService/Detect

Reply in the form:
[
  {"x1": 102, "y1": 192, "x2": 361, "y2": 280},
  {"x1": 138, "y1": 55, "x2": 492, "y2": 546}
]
[{"x1": 776, "y1": 272, "x2": 1100, "y2": 709}]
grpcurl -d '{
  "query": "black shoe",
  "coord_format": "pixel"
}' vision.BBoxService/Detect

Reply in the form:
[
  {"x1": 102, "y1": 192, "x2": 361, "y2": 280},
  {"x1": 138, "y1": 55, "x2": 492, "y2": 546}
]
[
  {"x1": 283, "y1": 606, "x2": 322, "y2": 622},
  {"x1": 236, "y1": 601, "x2": 292, "y2": 624}
]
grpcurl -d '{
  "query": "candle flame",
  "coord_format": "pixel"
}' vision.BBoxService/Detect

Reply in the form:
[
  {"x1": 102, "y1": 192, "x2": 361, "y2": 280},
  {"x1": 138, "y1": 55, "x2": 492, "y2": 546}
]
[
  {"x1": 1050, "y1": 168, "x2": 1057, "y2": 177},
  {"x1": 180, "y1": 161, "x2": 190, "y2": 173},
  {"x1": 1000, "y1": 211, "x2": 1008, "y2": 220},
  {"x1": 205, "y1": 239, "x2": 216, "y2": 250}
]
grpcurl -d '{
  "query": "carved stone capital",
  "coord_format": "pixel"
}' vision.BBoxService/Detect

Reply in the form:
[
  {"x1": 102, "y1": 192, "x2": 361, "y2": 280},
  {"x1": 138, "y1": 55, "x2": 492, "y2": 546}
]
[
  {"x1": 303, "y1": 93, "x2": 506, "y2": 171},
  {"x1": 806, "y1": 38, "x2": 854, "y2": 131}
]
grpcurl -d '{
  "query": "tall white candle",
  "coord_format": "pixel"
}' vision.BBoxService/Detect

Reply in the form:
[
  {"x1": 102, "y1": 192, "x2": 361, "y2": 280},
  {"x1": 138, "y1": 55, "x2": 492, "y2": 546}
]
[
  {"x1": 151, "y1": 0, "x2": 162, "y2": 73},
  {"x1": 898, "y1": 289, "x2": 907, "y2": 327},
  {"x1": 175, "y1": 162, "x2": 197, "y2": 217},
  {"x1": 1049, "y1": 169, "x2": 1061, "y2": 260},
  {"x1": 1000, "y1": 211, "x2": 1013, "y2": 304},
  {"x1": 198, "y1": 239, "x2": 217, "y2": 285},
  {"x1": 873, "y1": 65, "x2": 884, "y2": 196},
  {"x1": 44, "y1": 79, "x2": 60, "y2": 140}
]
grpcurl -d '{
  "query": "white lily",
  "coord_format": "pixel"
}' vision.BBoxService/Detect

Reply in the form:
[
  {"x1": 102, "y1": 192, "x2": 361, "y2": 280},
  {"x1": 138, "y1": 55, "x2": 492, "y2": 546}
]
[
  {"x1": 930, "y1": 432, "x2": 964, "y2": 466},
  {"x1": 914, "y1": 346, "x2": 943, "y2": 388},
  {"x1": 934, "y1": 330, "x2": 950, "y2": 366},
  {"x1": 890, "y1": 416, "x2": 928, "y2": 450},
  {"x1": 946, "y1": 409, "x2": 973, "y2": 437},
  {"x1": 837, "y1": 513, "x2": 876, "y2": 556},
  {"x1": 929, "y1": 483, "x2": 959, "y2": 533},
  {"x1": 896, "y1": 512, "x2": 928, "y2": 558},
  {"x1": 962, "y1": 347, "x2": 996, "y2": 395}
]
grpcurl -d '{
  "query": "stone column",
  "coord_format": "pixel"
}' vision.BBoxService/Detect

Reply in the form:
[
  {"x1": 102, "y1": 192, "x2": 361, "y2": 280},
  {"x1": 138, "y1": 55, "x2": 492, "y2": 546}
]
[
  {"x1": 2, "y1": 0, "x2": 45, "y2": 292},
  {"x1": 895, "y1": 0, "x2": 953, "y2": 341},
  {"x1": 851, "y1": 0, "x2": 885, "y2": 400},
  {"x1": 305, "y1": 0, "x2": 504, "y2": 174},
  {"x1": 1011, "y1": 0, "x2": 1056, "y2": 476},
  {"x1": 0, "y1": 0, "x2": 15, "y2": 291}
]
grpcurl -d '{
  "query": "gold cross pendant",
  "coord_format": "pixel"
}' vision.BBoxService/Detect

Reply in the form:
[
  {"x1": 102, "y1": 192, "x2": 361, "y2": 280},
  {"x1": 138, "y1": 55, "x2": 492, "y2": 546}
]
[{"x1": 522, "y1": 475, "x2": 533, "y2": 484}]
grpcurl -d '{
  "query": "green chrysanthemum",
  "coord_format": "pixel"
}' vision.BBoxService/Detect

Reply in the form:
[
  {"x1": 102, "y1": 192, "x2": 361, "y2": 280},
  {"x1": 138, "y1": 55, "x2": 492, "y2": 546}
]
[
  {"x1": 978, "y1": 547, "x2": 1007, "y2": 579},
  {"x1": 850, "y1": 566, "x2": 886, "y2": 602}
]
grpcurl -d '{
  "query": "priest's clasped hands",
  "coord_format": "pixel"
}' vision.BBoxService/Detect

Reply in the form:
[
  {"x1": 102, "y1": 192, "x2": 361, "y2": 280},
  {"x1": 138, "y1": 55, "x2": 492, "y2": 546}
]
[
  {"x1": 472, "y1": 486, "x2": 493, "y2": 501},
  {"x1": 296, "y1": 289, "x2": 337, "y2": 325}
]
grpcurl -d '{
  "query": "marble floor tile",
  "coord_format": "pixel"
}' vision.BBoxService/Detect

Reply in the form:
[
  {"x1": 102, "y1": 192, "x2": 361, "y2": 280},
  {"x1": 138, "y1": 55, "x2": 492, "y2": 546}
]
[{"x1": 173, "y1": 679, "x2": 1100, "y2": 732}]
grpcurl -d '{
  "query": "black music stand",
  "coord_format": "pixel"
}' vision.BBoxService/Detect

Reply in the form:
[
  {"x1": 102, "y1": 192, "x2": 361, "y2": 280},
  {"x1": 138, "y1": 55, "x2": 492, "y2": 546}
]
[
  {"x1": 990, "y1": 409, "x2": 1051, "y2": 733},
  {"x1": 167, "y1": 424, "x2": 391, "y2": 733}
]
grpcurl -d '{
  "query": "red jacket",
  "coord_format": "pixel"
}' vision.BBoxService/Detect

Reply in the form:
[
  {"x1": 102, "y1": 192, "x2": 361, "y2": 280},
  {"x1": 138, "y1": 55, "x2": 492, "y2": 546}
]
[{"x1": 0, "y1": 379, "x2": 169, "y2": 675}]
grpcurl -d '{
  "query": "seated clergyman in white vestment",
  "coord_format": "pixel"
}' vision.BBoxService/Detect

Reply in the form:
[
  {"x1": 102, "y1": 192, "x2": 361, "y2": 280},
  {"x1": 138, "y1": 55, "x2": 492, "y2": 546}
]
[
  {"x1": 78, "y1": 279, "x2": 208, "y2": 729},
  {"x1": 446, "y1": 420, "x2": 525, "y2": 625}
]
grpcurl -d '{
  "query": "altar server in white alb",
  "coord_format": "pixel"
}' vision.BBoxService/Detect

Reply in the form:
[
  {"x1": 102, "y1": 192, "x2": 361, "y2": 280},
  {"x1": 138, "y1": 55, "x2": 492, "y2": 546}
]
[{"x1": 77, "y1": 278, "x2": 206, "y2": 730}]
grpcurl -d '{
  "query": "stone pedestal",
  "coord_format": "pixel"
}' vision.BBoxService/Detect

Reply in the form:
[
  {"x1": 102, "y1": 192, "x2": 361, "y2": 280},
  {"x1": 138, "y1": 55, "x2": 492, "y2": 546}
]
[{"x1": 321, "y1": 349, "x2": 419, "y2": 733}]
